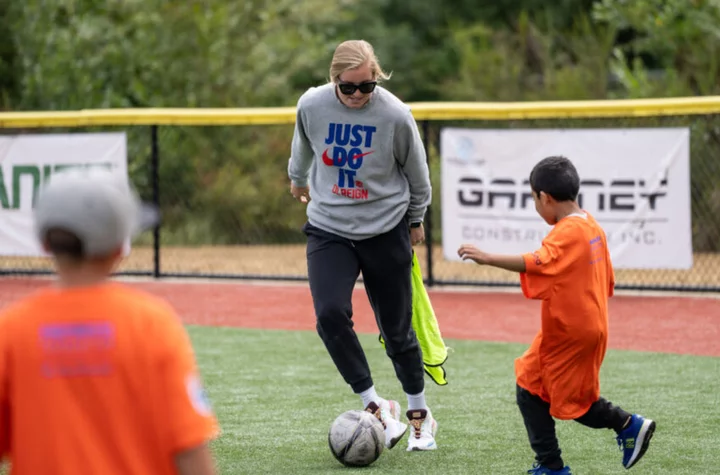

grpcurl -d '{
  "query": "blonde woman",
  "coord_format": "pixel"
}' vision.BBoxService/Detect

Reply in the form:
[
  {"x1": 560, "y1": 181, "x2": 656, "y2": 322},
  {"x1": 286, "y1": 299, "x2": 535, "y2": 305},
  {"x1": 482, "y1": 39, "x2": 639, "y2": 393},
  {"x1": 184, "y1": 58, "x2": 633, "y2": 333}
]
[{"x1": 288, "y1": 39, "x2": 438, "y2": 452}]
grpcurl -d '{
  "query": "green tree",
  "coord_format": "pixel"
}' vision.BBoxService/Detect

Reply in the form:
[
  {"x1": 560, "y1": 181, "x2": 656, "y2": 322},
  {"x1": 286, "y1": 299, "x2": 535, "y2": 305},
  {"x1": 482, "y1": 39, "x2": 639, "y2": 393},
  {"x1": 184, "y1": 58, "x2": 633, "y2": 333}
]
[
  {"x1": 439, "y1": 9, "x2": 615, "y2": 102},
  {"x1": 593, "y1": 0, "x2": 720, "y2": 97},
  {"x1": 5, "y1": 0, "x2": 720, "y2": 249},
  {"x1": 0, "y1": 0, "x2": 19, "y2": 109},
  {"x1": 593, "y1": 0, "x2": 720, "y2": 251},
  {"x1": 7, "y1": 0, "x2": 355, "y2": 244}
]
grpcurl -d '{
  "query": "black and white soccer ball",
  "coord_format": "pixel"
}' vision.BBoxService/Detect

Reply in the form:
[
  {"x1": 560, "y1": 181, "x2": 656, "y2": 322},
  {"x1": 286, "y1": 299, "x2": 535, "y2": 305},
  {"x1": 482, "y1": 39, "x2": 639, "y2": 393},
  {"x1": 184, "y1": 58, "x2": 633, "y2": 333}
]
[{"x1": 328, "y1": 409, "x2": 385, "y2": 467}]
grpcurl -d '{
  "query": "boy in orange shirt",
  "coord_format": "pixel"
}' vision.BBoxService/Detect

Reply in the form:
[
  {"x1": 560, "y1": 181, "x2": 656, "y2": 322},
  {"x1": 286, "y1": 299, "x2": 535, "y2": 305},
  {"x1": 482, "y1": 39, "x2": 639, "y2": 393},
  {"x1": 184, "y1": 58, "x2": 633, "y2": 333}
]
[
  {"x1": 458, "y1": 156, "x2": 655, "y2": 474},
  {"x1": 0, "y1": 168, "x2": 219, "y2": 475}
]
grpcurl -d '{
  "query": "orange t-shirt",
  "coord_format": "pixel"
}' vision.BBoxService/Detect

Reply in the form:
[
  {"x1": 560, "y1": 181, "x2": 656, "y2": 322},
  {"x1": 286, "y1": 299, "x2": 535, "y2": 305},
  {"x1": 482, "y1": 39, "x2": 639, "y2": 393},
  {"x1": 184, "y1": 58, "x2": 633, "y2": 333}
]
[
  {"x1": 0, "y1": 282, "x2": 219, "y2": 475},
  {"x1": 515, "y1": 211, "x2": 615, "y2": 420}
]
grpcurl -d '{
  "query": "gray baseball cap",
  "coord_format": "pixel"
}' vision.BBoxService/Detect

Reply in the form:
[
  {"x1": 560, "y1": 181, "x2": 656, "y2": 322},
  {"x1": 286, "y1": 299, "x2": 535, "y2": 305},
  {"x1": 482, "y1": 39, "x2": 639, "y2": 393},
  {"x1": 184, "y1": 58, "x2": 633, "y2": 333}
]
[{"x1": 34, "y1": 167, "x2": 160, "y2": 257}]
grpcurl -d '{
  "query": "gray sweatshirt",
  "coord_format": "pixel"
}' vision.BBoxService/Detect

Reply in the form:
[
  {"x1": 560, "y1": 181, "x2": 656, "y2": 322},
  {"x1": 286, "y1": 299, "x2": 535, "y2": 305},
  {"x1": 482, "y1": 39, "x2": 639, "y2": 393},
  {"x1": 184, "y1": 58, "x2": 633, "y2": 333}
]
[{"x1": 287, "y1": 83, "x2": 432, "y2": 240}]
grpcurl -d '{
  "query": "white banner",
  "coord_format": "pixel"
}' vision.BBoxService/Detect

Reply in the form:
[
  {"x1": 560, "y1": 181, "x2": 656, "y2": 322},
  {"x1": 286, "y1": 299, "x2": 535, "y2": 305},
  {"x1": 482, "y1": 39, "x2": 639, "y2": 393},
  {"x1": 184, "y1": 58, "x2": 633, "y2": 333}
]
[
  {"x1": 0, "y1": 132, "x2": 128, "y2": 257},
  {"x1": 440, "y1": 127, "x2": 692, "y2": 269}
]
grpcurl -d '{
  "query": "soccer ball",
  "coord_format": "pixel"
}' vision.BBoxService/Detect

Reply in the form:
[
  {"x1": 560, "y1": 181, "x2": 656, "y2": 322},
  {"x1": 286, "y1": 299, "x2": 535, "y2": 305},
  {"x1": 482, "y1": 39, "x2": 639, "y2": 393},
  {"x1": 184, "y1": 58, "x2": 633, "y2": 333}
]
[{"x1": 328, "y1": 409, "x2": 385, "y2": 467}]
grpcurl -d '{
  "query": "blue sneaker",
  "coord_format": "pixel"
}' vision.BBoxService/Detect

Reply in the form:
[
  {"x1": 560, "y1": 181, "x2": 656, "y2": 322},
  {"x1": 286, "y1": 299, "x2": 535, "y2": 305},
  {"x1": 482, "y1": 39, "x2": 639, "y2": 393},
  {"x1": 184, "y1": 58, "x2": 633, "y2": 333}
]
[
  {"x1": 616, "y1": 414, "x2": 656, "y2": 469},
  {"x1": 527, "y1": 463, "x2": 572, "y2": 474}
]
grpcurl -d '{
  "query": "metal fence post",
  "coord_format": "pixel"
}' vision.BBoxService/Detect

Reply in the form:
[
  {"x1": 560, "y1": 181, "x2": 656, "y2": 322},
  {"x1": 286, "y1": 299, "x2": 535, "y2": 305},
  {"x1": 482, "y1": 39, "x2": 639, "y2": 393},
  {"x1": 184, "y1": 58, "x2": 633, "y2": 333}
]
[
  {"x1": 421, "y1": 120, "x2": 435, "y2": 287},
  {"x1": 151, "y1": 125, "x2": 161, "y2": 278}
]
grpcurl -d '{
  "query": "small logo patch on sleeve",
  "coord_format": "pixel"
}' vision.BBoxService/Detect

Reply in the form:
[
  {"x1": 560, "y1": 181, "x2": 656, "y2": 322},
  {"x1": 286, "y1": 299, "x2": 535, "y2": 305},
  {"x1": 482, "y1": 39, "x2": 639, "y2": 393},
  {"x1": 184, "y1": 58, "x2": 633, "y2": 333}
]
[
  {"x1": 186, "y1": 374, "x2": 212, "y2": 417},
  {"x1": 531, "y1": 252, "x2": 542, "y2": 266}
]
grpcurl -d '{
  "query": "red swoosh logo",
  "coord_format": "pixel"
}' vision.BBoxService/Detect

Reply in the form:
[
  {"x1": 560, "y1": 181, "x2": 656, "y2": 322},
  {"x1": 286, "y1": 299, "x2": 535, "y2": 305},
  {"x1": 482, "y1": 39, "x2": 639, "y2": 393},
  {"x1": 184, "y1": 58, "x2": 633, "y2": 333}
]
[
  {"x1": 322, "y1": 148, "x2": 333, "y2": 166},
  {"x1": 350, "y1": 151, "x2": 374, "y2": 160},
  {"x1": 322, "y1": 149, "x2": 374, "y2": 166}
]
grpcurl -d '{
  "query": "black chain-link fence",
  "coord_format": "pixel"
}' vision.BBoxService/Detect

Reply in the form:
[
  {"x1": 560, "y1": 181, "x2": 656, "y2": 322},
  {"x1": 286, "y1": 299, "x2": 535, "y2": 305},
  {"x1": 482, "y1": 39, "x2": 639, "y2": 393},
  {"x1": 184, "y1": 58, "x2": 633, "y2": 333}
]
[
  {"x1": 423, "y1": 116, "x2": 720, "y2": 291},
  {"x1": 1, "y1": 113, "x2": 719, "y2": 291}
]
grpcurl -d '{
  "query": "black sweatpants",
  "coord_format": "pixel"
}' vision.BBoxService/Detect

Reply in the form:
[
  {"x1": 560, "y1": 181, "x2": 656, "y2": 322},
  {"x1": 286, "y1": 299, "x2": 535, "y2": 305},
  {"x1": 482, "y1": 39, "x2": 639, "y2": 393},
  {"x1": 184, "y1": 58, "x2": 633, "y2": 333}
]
[
  {"x1": 303, "y1": 219, "x2": 425, "y2": 396},
  {"x1": 516, "y1": 384, "x2": 632, "y2": 469}
]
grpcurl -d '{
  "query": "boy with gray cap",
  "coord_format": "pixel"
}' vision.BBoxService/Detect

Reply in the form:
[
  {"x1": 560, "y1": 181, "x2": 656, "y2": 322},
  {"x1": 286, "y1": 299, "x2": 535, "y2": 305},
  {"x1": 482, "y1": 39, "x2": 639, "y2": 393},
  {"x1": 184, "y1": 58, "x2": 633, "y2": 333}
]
[{"x1": 0, "y1": 168, "x2": 219, "y2": 475}]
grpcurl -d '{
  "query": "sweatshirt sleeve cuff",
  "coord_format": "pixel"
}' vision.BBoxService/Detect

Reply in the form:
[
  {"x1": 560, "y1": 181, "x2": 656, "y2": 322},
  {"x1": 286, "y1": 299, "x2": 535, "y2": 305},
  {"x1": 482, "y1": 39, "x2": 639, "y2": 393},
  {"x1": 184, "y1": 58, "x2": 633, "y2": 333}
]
[{"x1": 407, "y1": 209, "x2": 427, "y2": 222}]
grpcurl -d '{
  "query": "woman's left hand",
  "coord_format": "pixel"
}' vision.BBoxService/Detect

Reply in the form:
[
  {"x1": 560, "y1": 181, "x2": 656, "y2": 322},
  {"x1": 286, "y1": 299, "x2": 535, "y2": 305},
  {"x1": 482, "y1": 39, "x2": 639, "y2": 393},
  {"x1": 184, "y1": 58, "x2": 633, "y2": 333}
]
[{"x1": 410, "y1": 224, "x2": 425, "y2": 246}]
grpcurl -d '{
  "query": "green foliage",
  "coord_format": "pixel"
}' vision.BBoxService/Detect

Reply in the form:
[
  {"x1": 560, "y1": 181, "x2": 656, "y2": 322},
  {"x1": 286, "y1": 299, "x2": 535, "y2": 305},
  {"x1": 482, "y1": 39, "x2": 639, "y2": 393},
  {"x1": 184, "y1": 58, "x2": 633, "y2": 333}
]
[
  {"x1": 3, "y1": 0, "x2": 720, "y2": 249},
  {"x1": 440, "y1": 9, "x2": 617, "y2": 102},
  {"x1": 593, "y1": 0, "x2": 720, "y2": 96},
  {"x1": 0, "y1": 0, "x2": 19, "y2": 109},
  {"x1": 590, "y1": 0, "x2": 720, "y2": 252},
  {"x1": 9, "y1": 0, "x2": 347, "y2": 109},
  {"x1": 7, "y1": 0, "x2": 353, "y2": 244}
]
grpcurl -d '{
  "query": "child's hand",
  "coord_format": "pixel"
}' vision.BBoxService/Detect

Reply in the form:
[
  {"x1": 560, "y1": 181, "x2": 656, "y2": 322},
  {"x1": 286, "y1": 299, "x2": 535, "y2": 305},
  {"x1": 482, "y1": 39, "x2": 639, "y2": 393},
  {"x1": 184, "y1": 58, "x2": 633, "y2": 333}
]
[{"x1": 457, "y1": 244, "x2": 491, "y2": 265}]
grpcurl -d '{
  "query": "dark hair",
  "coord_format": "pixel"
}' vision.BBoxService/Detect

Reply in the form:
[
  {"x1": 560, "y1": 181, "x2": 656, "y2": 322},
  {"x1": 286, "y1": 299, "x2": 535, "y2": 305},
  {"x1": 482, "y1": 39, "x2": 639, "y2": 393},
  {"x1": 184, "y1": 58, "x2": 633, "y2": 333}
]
[
  {"x1": 44, "y1": 228, "x2": 85, "y2": 261},
  {"x1": 529, "y1": 156, "x2": 580, "y2": 202}
]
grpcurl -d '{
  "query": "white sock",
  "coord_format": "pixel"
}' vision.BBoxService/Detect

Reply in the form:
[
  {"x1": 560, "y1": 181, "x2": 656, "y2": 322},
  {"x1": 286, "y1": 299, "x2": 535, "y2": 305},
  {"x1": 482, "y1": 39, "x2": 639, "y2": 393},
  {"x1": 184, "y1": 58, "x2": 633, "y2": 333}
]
[
  {"x1": 358, "y1": 386, "x2": 382, "y2": 408},
  {"x1": 406, "y1": 390, "x2": 426, "y2": 411}
]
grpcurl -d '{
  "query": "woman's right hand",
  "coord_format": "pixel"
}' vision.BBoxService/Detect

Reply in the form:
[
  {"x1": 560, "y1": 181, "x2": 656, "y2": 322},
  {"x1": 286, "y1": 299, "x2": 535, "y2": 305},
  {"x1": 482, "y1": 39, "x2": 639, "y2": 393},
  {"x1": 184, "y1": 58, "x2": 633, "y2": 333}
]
[{"x1": 290, "y1": 183, "x2": 311, "y2": 204}]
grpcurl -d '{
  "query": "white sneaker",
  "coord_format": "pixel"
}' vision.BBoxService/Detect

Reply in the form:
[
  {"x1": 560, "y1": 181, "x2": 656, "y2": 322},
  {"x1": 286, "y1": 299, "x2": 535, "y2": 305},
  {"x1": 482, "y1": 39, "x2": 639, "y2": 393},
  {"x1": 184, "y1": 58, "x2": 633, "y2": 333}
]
[
  {"x1": 406, "y1": 408, "x2": 438, "y2": 451},
  {"x1": 364, "y1": 400, "x2": 408, "y2": 449}
]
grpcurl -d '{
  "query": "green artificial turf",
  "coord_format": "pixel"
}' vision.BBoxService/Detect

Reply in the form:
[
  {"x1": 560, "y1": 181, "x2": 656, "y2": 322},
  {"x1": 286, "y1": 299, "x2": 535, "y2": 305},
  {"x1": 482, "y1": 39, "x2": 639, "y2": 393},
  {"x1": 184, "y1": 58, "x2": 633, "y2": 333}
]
[{"x1": 189, "y1": 325, "x2": 720, "y2": 475}]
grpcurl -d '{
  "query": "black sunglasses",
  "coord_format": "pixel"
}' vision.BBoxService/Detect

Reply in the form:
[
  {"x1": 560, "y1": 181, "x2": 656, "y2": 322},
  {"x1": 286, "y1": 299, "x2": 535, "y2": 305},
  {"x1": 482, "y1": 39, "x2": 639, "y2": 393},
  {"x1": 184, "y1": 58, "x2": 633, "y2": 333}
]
[{"x1": 337, "y1": 81, "x2": 377, "y2": 95}]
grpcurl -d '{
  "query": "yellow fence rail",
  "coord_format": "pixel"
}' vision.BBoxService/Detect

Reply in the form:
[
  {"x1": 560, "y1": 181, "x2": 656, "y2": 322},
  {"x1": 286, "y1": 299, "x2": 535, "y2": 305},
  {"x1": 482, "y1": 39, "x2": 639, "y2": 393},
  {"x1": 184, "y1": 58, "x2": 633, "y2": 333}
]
[{"x1": 1, "y1": 96, "x2": 720, "y2": 127}]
